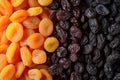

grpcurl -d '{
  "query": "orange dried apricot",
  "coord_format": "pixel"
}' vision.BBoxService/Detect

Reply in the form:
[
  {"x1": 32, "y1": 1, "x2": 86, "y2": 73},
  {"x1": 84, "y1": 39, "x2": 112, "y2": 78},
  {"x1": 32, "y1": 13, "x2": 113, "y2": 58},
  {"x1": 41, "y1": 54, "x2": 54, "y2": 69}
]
[
  {"x1": 39, "y1": 18, "x2": 53, "y2": 37},
  {"x1": 32, "y1": 49, "x2": 47, "y2": 64},
  {"x1": 6, "y1": 22, "x2": 23, "y2": 42},
  {"x1": 27, "y1": 33, "x2": 45, "y2": 49}
]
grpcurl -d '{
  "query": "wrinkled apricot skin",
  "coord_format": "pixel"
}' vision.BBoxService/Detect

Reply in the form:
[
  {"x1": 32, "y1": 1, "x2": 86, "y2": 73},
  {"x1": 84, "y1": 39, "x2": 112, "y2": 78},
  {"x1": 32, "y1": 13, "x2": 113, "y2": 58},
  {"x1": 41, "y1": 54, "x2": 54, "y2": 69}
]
[
  {"x1": 39, "y1": 18, "x2": 53, "y2": 37},
  {"x1": 0, "y1": 64, "x2": 15, "y2": 80},
  {"x1": 6, "y1": 22, "x2": 23, "y2": 42},
  {"x1": 27, "y1": 33, "x2": 45, "y2": 49},
  {"x1": 15, "y1": 61, "x2": 25, "y2": 78},
  {"x1": 23, "y1": 17, "x2": 40, "y2": 29},
  {"x1": 20, "y1": 46, "x2": 32, "y2": 66},
  {"x1": 32, "y1": 49, "x2": 47, "y2": 64},
  {"x1": 6, "y1": 42, "x2": 20, "y2": 64},
  {"x1": 28, "y1": 69, "x2": 42, "y2": 80},
  {"x1": 27, "y1": 7, "x2": 43, "y2": 16},
  {"x1": 10, "y1": 10, "x2": 28, "y2": 22}
]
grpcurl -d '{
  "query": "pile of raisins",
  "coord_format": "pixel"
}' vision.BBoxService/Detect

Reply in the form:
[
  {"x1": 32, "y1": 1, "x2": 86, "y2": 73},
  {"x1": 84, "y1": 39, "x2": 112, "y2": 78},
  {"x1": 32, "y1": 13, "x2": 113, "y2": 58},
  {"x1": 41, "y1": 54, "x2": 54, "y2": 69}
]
[{"x1": 47, "y1": 0, "x2": 120, "y2": 80}]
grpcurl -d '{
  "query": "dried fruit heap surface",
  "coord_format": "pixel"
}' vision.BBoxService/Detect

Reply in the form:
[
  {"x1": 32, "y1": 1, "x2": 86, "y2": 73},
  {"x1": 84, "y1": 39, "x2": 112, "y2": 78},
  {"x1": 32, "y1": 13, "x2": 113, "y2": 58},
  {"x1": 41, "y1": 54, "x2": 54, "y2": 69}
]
[{"x1": 48, "y1": 0, "x2": 120, "y2": 80}]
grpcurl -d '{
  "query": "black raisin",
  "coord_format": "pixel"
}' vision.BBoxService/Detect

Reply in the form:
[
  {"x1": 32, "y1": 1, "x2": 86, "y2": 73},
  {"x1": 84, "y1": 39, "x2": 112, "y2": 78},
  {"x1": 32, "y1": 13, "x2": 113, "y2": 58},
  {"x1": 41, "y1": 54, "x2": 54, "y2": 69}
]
[
  {"x1": 88, "y1": 18, "x2": 99, "y2": 33},
  {"x1": 49, "y1": 64, "x2": 63, "y2": 75},
  {"x1": 89, "y1": 32, "x2": 97, "y2": 47},
  {"x1": 70, "y1": 53, "x2": 78, "y2": 62},
  {"x1": 70, "y1": 72, "x2": 82, "y2": 80},
  {"x1": 56, "y1": 46, "x2": 67, "y2": 57},
  {"x1": 83, "y1": 44, "x2": 93, "y2": 54},
  {"x1": 86, "y1": 63, "x2": 97, "y2": 75},
  {"x1": 56, "y1": 10, "x2": 71, "y2": 21},
  {"x1": 74, "y1": 62, "x2": 84, "y2": 73},
  {"x1": 108, "y1": 23, "x2": 120, "y2": 36},
  {"x1": 68, "y1": 43, "x2": 80, "y2": 54},
  {"x1": 73, "y1": 7, "x2": 81, "y2": 18},
  {"x1": 70, "y1": 0, "x2": 81, "y2": 7},
  {"x1": 59, "y1": 21, "x2": 70, "y2": 31},
  {"x1": 85, "y1": 8, "x2": 96, "y2": 18},
  {"x1": 95, "y1": 4, "x2": 109, "y2": 15},
  {"x1": 61, "y1": 0, "x2": 71, "y2": 11},
  {"x1": 97, "y1": 34, "x2": 106, "y2": 49},
  {"x1": 56, "y1": 25, "x2": 68, "y2": 43},
  {"x1": 59, "y1": 58, "x2": 71, "y2": 69}
]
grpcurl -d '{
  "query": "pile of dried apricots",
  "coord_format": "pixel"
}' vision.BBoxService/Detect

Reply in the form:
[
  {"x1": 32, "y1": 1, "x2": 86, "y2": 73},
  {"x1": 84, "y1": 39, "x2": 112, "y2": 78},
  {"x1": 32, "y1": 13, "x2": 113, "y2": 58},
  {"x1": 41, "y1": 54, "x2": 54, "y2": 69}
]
[{"x1": 0, "y1": 0, "x2": 59, "y2": 80}]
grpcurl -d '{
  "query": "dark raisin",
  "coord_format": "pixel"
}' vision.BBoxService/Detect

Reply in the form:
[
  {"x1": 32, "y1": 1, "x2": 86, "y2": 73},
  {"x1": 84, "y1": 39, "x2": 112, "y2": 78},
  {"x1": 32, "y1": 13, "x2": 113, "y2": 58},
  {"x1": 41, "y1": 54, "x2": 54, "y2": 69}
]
[
  {"x1": 61, "y1": 0, "x2": 71, "y2": 11},
  {"x1": 92, "y1": 49, "x2": 101, "y2": 63},
  {"x1": 81, "y1": 35, "x2": 89, "y2": 45},
  {"x1": 104, "y1": 45, "x2": 111, "y2": 57},
  {"x1": 59, "y1": 21, "x2": 70, "y2": 31},
  {"x1": 70, "y1": 53, "x2": 78, "y2": 62},
  {"x1": 97, "y1": 34, "x2": 106, "y2": 49},
  {"x1": 59, "y1": 58, "x2": 71, "y2": 69},
  {"x1": 86, "y1": 63, "x2": 97, "y2": 75},
  {"x1": 101, "y1": 18, "x2": 109, "y2": 34},
  {"x1": 70, "y1": 37, "x2": 79, "y2": 43},
  {"x1": 70, "y1": 26, "x2": 82, "y2": 40},
  {"x1": 85, "y1": 55, "x2": 92, "y2": 64},
  {"x1": 95, "y1": 4, "x2": 109, "y2": 15},
  {"x1": 56, "y1": 25, "x2": 68, "y2": 43},
  {"x1": 49, "y1": 64, "x2": 63, "y2": 75},
  {"x1": 74, "y1": 62, "x2": 84, "y2": 73},
  {"x1": 70, "y1": 72, "x2": 82, "y2": 80},
  {"x1": 51, "y1": 53, "x2": 59, "y2": 64},
  {"x1": 88, "y1": 18, "x2": 99, "y2": 33},
  {"x1": 109, "y1": 37, "x2": 120, "y2": 49},
  {"x1": 56, "y1": 10, "x2": 71, "y2": 21},
  {"x1": 70, "y1": 17, "x2": 79, "y2": 26},
  {"x1": 104, "y1": 63, "x2": 113, "y2": 79},
  {"x1": 85, "y1": 8, "x2": 96, "y2": 18},
  {"x1": 108, "y1": 23, "x2": 120, "y2": 36},
  {"x1": 49, "y1": 10, "x2": 57, "y2": 23},
  {"x1": 73, "y1": 7, "x2": 81, "y2": 18},
  {"x1": 68, "y1": 43, "x2": 80, "y2": 54},
  {"x1": 89, "y1": 32, "x2": 97, "y2": 47},
  {"x1": 83, "y1": 44, "x2": 93, "y2": 54},
  {"x1": 56, "y1": 46, "x2": 67, "y2": 57},
  {"x1": 70, "y1": 0, "x2": 81, "y2": 7}
]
